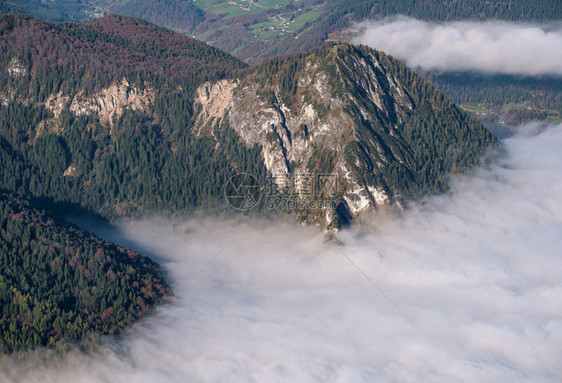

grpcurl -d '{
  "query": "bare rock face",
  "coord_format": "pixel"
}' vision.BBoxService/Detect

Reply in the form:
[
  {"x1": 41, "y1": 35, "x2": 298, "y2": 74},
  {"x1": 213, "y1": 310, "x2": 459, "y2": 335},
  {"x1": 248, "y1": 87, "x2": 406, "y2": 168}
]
[
  {"x1": 193, "y1": 45, "x2": 401, "y2": 228},
  {"x1": 193, "y1": 43, "x2": 496, "y2": 229},
  {"x1": 45, "y1": 92, "x2": 71, "y2": 119},
  {"x1": 70, "y1": 78, "x2": 154, "y2": 125},
  {"x1": 7, "y1": 57, "x2": 26, "y2": 78},
  {"x1": 195, "y1": 79, "x2": 238, "y2": 138},
  {"x1": 44, "y1": 78, "x2": 154, "y2": 126}
]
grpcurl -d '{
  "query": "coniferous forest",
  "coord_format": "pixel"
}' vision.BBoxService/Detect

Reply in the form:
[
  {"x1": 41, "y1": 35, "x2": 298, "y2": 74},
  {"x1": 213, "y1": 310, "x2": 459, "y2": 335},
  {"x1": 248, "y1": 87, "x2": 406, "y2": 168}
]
[
  {"x1": 0, "y1": 192, "x2": 168, "y2": 352},
  {"x1": 0, "y1": 3, "x2": 558, "y2": 381},
  {"x1": 1, "y1": 0, "x2": 558, "y2": 63},
  {"x1": 0, "y1": 13, "x2": 500, "y2": 352}
]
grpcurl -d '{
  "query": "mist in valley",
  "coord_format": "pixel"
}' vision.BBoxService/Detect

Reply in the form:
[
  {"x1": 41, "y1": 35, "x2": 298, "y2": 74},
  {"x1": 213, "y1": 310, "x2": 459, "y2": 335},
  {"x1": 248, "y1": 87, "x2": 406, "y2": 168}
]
[
  {"x1": 354, "y1": 17, "x2": 562, "y2": 76},
  {"x1": 1, "y1": 122, "x2": 561, "y2": 382}
]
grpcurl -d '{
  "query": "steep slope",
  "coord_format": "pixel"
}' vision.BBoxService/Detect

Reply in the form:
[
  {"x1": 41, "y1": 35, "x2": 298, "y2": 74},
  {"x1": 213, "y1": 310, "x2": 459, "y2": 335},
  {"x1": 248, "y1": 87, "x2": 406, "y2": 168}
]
[
  {"x1": 1, "y1": 0, "x2": 559, "y2": 63},
  {"x1": 0, "y1": 192, "x2": 168, "y2": 352},
  {"x1": 0, "y1": 14, "x2": 246, "y2": 98},
  {"x1": 0, "y1": 0, "x2": 92, "y2": 22},
  {"x1": 194, "y1": 43, "x2": 499, "y2": 228},
  {"x1": 113, "y1": 0, "x2": 206, "y2": 32},
  {"x1": 0, "y1": 14, "x2": 266, "y2": 219},
  {"x1": 0, "y1": 15, "x2": 498, "y2": 230}
]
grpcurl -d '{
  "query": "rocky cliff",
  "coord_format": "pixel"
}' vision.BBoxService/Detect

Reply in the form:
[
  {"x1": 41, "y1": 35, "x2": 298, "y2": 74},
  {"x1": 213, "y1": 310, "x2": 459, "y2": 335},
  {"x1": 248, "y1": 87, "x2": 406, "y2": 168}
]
[
  {"x1": 0, "y1": 15, "x2": 497, "y2": 230},
  {"x1": 194, "y1": 43, "x2": 498, "y2": 228},
  {"x1": 45, "y1": 78, "x2": 154, "y2": 126}
]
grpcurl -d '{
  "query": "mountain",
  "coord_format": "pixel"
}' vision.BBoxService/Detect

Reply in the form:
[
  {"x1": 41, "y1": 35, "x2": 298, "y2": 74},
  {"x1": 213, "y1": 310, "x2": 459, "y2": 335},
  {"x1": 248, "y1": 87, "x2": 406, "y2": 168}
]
[
  {"x1": 1, "y1": 0, "x2": 559, "y2": 63},
  {"x1": 0, "y1": 14, "x2": 499, "y2": 351},
  {"x1": 3, "y1": 1, "x2": 559, "y2": 121},
  {"x1": 0, "y1": 192, "x2": 168, "y2": 352},
  {"x1": 113, "y1": 0, "x2": 206, "y2": 32},
  {"x1": 194, "y1": 44, "x2": 498, "y2": 227},
  {"x1": 0, "y1": 14, "x2": 498, "y2": 229},
  {"x1": 0, "y1": 14, "x2": 263, "y2": 220}
]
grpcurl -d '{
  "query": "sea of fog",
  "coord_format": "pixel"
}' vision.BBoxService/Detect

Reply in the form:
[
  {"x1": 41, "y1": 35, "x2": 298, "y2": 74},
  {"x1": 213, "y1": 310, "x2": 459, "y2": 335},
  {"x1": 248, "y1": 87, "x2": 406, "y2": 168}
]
[
  {"x1": 354, "y1": 17, "x2": 562, "y2": 76},
  {"x1": 1, "y1": 122, "x2": 561, "y2": 383}
]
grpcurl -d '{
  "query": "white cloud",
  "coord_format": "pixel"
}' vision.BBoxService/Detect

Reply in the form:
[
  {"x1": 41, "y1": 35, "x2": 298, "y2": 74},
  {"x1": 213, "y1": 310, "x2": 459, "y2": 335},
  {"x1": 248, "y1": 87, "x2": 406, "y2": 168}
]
[
  {"x1": 353, "y1": 17, "x2": 562, "y2": 76},
  {"x1": 2, "y1": 122, "x2": 562, "y2": 382}
]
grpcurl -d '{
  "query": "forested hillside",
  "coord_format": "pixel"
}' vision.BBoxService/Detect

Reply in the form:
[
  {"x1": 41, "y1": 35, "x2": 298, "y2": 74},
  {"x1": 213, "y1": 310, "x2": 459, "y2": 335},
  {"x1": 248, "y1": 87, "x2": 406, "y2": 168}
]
[
  {"x1": 192, "y1": 43, "x2": 499, "y2": 226},
  {"x1": 0, "y1": 14, "x2": 246, "y2": 98},
  {"x1": 0, "y1": 14, "x2": 498, "y2": 227},
  {"x1": 0, "y1": 192, "x2": 168, "y2": 352},
  {"x1": 0, "y1": 0, "x2": 92, "y2": 22},
  {"x1": 1, "y1": 0, "x2": 559, "y2": 62},
  {"x1": 113, "y1": 0, "x2": 206, "y2": 32},
  {"x1": 0, "y1": 14, "x2": 503, "y2": 351},
  {"x1": 426, "y1": 72, "x2": 562, "y2": 123},
  {"x1": 0, "y1": 14, "x2": 266, "y2": 220}
]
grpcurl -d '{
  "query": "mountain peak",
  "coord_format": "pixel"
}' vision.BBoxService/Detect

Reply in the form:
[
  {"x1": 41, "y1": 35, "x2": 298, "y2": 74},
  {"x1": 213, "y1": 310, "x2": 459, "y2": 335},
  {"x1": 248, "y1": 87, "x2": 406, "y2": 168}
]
[
  {"x1": 194, "y1": 42, "x2": 498, "y2": 228},
  {"x1": 0, "y1": 15, "x2": 498, "y2": 230}
]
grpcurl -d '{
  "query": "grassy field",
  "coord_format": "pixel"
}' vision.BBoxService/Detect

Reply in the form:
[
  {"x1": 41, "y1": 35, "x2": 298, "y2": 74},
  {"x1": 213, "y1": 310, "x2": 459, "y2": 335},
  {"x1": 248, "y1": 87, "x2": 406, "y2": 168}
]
[
  {"x1": 461, "y1": 103, "x2": 562, "y2": 125},
  {"x1": 258, "y1": 30, "x2": 279, "y2": 39},
  {"x1": 284, "y1": 11, "x2": 321, "y2": 31},
  {"x1": 545, "y1": 110, "x2": 562, "y2": 123},
  {"x1": 545, "y1": 116, "x2": 562, "y2": 123},
  {"x1": 250, "y1": 9, "x2": 321, "y2": 40},
  {"x1": 500, "y1": 103, "x2": 528, "y2": 113},
  {"x1": 194, "y1": 28, "x2": 218, "y2": 41},
  {"x1": 230, "y1": 45, "x2": 244, "y2": 56},
  {"x1": 461, "y1": 104, "x2": 490, "y2": 113},
  {"x1": 257, "y1": 0, "x2": 291, "y2": 7},
  {"x1": 194, "y1": 0, "x2": 291, "y2": 18}
]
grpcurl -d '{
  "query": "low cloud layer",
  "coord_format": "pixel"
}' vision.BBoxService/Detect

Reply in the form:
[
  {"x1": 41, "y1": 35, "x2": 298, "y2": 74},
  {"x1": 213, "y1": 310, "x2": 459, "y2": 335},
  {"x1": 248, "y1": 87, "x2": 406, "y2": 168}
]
[
  {"x1": 2, "y1": 123, "x2": 562, "y2": 382},
  {"x1": 354, "y1": 17, "x2": 562, "y2": 76}
]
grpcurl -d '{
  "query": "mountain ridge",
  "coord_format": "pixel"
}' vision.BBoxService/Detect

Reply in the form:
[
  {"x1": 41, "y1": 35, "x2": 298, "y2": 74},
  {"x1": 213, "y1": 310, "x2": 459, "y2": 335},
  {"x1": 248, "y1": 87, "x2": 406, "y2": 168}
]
[
  {"x1": 1, "y1": 0, "x2": 559, "y2": 64},
  {"x1": 0, "y1": 14, "x2": 501, "y2": 351},
  {"x1": 194, "y1": 43, "x2": 498, "y2": 227},
  {"x1": 0, "y1": 14, "x2": 499, "y2": 229}
]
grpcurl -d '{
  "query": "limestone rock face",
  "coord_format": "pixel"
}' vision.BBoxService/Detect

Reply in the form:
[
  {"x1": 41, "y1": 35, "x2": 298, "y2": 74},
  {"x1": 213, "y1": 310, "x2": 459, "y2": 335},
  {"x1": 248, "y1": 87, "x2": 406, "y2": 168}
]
[
  {"x1": 44, "y1": 78, "x2": 154, "y2": 126},
  {"x1": 70, "y1": 79, "x2": 154, "y2": 125},
  {"x1": 7, "y1": 57, "x2": 26, "y2": 78},
  {"x1": 1, "y1": 21, "x2": 496, "y2": 230},
  {"x1": 193, "y1": 43, "x2": 495, "y2": 228}
]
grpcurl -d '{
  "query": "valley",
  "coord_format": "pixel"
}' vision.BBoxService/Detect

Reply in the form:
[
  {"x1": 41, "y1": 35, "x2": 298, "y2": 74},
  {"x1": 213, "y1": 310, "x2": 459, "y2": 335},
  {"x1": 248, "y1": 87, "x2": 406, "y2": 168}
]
[{"x1": 0, "y1": 1, "x2": 560, "y2": 381}]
